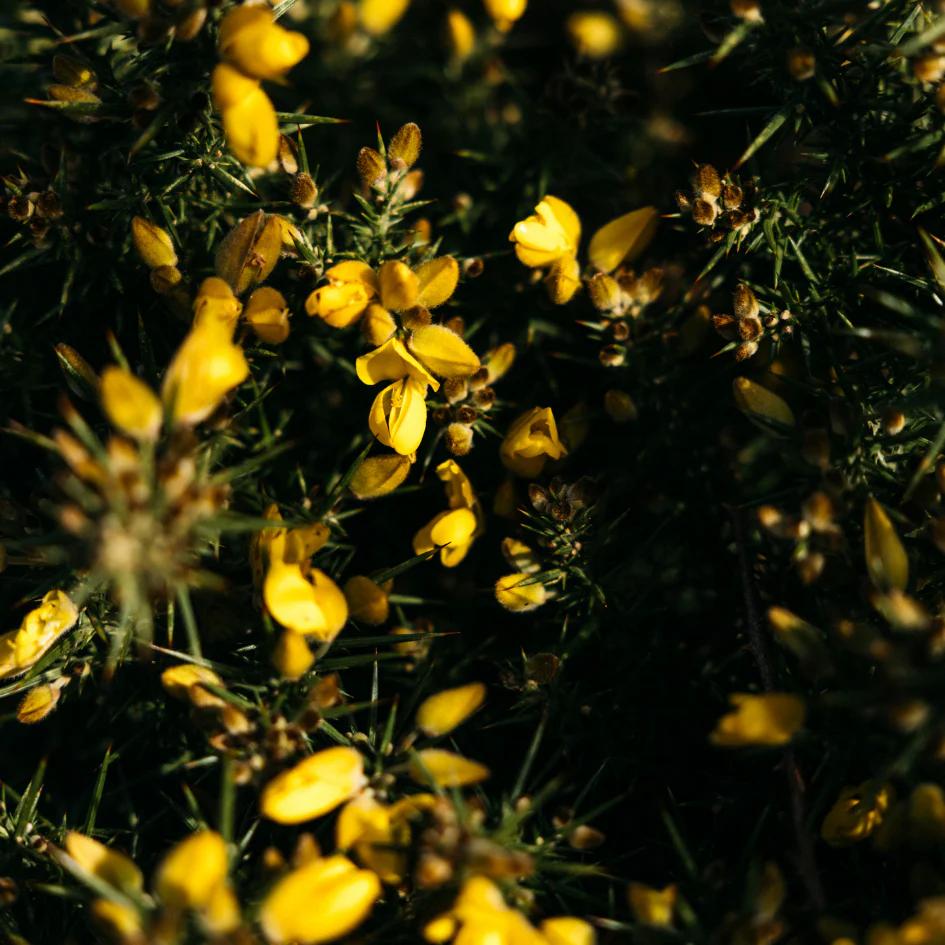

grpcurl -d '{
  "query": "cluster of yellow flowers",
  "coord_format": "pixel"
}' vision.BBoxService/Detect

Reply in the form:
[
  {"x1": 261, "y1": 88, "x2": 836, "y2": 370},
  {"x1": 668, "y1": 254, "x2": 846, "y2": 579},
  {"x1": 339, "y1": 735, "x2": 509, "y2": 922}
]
[{"x1": 211, "y1": 6, "x2": 308, "y2": 166}]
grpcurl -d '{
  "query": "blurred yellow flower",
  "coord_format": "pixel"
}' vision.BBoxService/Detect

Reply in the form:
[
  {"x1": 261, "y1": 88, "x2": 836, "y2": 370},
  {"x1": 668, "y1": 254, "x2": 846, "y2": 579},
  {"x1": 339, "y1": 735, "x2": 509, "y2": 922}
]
[
  {"x1": 154, "y1": 830, "x2": 229, "y2": 910},
  {"x1": 360, "y1": 0, "x2": 411, "y2": 36},
  {"x1": 193, "y1": 275, "x2": 243, "y2": 330},
  {"x1": 131, "y1": 216, "x2": 177, "y2": 269},
  {"x1": 416, "y1": 682, "x2": 486, "y2": 736},
  {"x1": 821, "y1": 781, "x2": 891, "y2": 846},
  {"x1": 218, "y1": 6, "x2": 309, "y2": 81},
  {"x1": 260, "y1": 854, "x2": 381, "y2": 944},
  {"x1": 64, "y1": 832, "x2": 144, "y2": 894},
  {"x1": 162, "y1": 320, "x2": 249, "y2": 426},
  {"x1": 0, "y1": 589, "x2": 79, "y2": 679},
  {"x1": 245, "y1": 286, "x2": 290, "y2": 344},
  {"x1": 500, "y1": 406, "x2": 567, "y2": 478},
  {"x1": 272, "y1": 629, "x2": 315, "y2": 680},
  {"x1": 343, "y1": 575, "x2": 390, "y2": 625},
  {"x1": 864, "y1": 496, "x2": 909, "y2": 592},
  {"x1": 710, "y1": 693, "x2": 805, "y2": 747},
  {"x1": 484, "y1": 0, "x2": 528, "y2": 32},
  {"x1": 447, "y1": 9, "x2": 476, "y2": 62},
  {"x1": 567, "y1": 12, "x2": 623, "y2": 59},
  {"x1": 211, "y1": 63, "x2": 279, "y2": 168},
  {"x1": 100, "y1": 366, "x2": 162, "y2": 441},
  {"x1": 627, "y1": 882, "x2": 676, "y2": 927},
  {"x1": 261, "y1": 746, "x2": 367, "y2": 824},
  {"x1": 409, "y1": 748, "x2": 489, "y2": 788}
]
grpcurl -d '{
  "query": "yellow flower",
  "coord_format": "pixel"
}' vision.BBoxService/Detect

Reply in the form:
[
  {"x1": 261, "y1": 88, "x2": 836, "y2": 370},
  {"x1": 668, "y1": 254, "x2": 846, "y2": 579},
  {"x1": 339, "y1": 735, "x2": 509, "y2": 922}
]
[
  {"x1": 368, "y1": 376, "x2": 429, "y2": 455},
  {"x1": 306, "y1": 261, "x2": 379, "y2": 329},
  {"x1": 64, "y1": 832, "x2": 144, "y2": 894},
  {"x1": 154, "y1": 830, "x2": 229, "y2": 910},
  {"x1": 260, "y1": 854, "x2": 381, "y2": 944},
  {"x1": 587, "y1": 206, "x2": 658, "y2": 273},
  {"x1": 495, "y1": 572, "x2": 548, "y2": 612},
  {"x1": 100, "y1": 366, "x2": 162, "y2": 441},
  {"x1": 356, "y1": 337, "x2": 439, "y2": 390},
  {"x1": 162, "y1": 320, "x2": 249, "y2": 426},
  {"x1": 1, "y1": 590, "x2": 79, "y2": 679},
  {"x1": 483, "y1": 0, "x2": 528, "y2": 32},
  {"x1": 218, "y1": 6, "x2": 309, "y2": 81},
  {"x1": 343, "y1": 575, "x2": 390, "y2": 625},
  {"x1": 409, "y1": 748, "x2": 490, "y2": 788},
  {"x1": 349, "y1": 453, "x2": 413, "y2": 500},
  {"x1": 212, "y1": 63, "x2": 280, "y2": 168},
  {"x1": 732, "y1": 377, "x2": 795, "y2": 428},
  {"x1": 407, "y1": 324, "x2": 480, "y2": 378},
  {"x1": 821, "y1": 781, "x2": 891, "y2": 846},
  {"x1": 360, "y1": 0, "x2": 411, "y2": 36},
  {"x1": 90, "y1": 899, "x2": 144, "y2": 941},
  {"x1": 413, "y1": 459, "x2": 484, "y2": 567},
  {"x1": 336, "y1": 793, "x2": 434, "y2": 883},
  {"x1": 500, "y1": 406, "x2": 567, "y2": 478},
  {"x1": 567, "y1": 12, "x2": 623, "y2": 59},
  {"x1": 131, "y1": 216, "x2": 177, "y2": 269},
  {"x1": 509, "y1": 196, "x2": 580, "y2": 268},
  {"x1": 416, "y1": 682, "x2": 486, "y2": 736},
  {"x1": 864, "y1": 496, "x2": 909, "y2": 592},
  {"x1": 710, "y1": 693, "x2": 805, "y2": 747},
  {"x1": 261, "y1": 746, "x2": 367, "y2": 824},
  {"x1": 545, "y1": 253, "x2": 582, "y2": 305},
  {"x1": 17, "y1": 681, "x2": 64, "y2": 724},
  {"x1": 161, "y1": 663, "x2": 225, "y2": 706},
  {"x1": 264, "y1": 562, "x2": 349, "y2": 640},
  {"x1": 272, "y1": 629, "x2": 315, "y2": 680},
  {"x1": 627, "y1": 883, "x2": 676, "y2": 927},
  {"x1": 447, "y1": 9, "x2": 476, "y2": 62},
  {"x1": 245, "y1": 286, "x2": 290, "y2": 344},
  {"x1": 541, "y1": 917, "x2": 597, "y2": 945},
  {"x1": 193, "y1": 275, "x2": 242, "y2": 330}
]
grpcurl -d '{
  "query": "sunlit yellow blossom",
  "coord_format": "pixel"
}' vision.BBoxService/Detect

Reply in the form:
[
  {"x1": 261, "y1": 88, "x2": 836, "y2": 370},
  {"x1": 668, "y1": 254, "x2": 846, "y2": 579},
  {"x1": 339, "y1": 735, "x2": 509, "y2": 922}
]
[
  {"x1": 218, "y1": 6, "x2": 309, "y2": 81},
  {"x1": 413, "y1": 459, "x2": 484, "y2": 566},
  {"x1": 484, "y1": 0, "x2": 528, "y2": 32},
  {"x1": 495, "y1": 572, "x2": 548, "y2": 612},
  {"x1": 821, "y1": 781, "x2": 891, "y2": 846},
  {"x1": 261, "y1": 746, "x2": 367, "y2": 824},
  {"x1": 416, "y1": 682, "x2": 486, "y2": 736},
  {"x1": 1, "y1": 590, "x2": 79, "y2": 678},
  {"x1": 64, "y1": 832, "x2": 144, "y2": 894},
  {"x1": 245, "y1": 286, "x2": 290, "y2": 344},
  {"x1": 162, "y1": 320, "x2": 249, "y2": 426},
  {"x1": 567, "y1": 11, "x2": 623, "y2": 58},
  {"x1": 306, "y1": 261, "x2": 379, "y2": 329},
  {"x1": 628, "y1": 882, "x2": 676, "y2": 927},
  {"x1": 587, "y1": 206, "x2": 659, "y2": 273},
  {"x1": 154, "y1": 830, "x2": 229, "y2": 910},
  {"x1": 193, "y1": 276, "x2": 242, "y2": 330},
  {"x1": 260, "y1": 854, "x2": 381, "y2": 944},
  {"x1": 264, "y1": 562, "x2": 349, "y2": 640},
  {"x1": 500, "y1": 406, "x2": 567, "y2": 478},
  {"x1": 343, "y1": 575, "x2": 390, "y2": 625},
  {"x1": 100, "y1": 366, "x2": 162, "y2": 441},
  {"x1": 360, "y1": 0, "x2": 411, "y2": 36},
  {"x1": 710, "y1": 693, "x2": 805, "y2": 747},
  {"x1": 90, "y1": 899, "x2": 144, "y2": 941},
  {"x1": 409, "y1": 748, "x2": 490, "y2": 788},
  {"x1": 407, "y1": 324, "x2": 480, "y2": 378},
  {"x1": 131, "y1": 216, "x2": 177, "y2": 269},
  {"x1": 369, "y1": 376, "x2": 429, "y2": 455},
  {"x1": 211, "y1": 63, "x2": 280, "y2": 168},
  {"x1": 356, "y1": 337, "x2": 439, "y2": 390},
  {"x1": 509, "y1": 196, "x2": 580, "y2": 268}
]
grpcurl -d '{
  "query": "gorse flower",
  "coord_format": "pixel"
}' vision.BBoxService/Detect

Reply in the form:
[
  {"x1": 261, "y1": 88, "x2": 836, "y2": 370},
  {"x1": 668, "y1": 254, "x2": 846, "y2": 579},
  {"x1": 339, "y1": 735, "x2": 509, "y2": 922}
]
[
  {"x1": 821, "y1": 781, "x2": 892, "y2": 846},
  {"x1": 500, "y1": 407, "x2": 567, "y2": 478},
  {"x1": 212, "y1": 6, "x2": 309, "y2": 167},
  {"x1": 0, "y1": 590, "x2": 78, "y2": 680},
  {"x1": 710, "y1": 693, "x2": 805, "y2": 747},
  {"x1": 413, "y1": 459, "x2": 484, "y2": 566}
]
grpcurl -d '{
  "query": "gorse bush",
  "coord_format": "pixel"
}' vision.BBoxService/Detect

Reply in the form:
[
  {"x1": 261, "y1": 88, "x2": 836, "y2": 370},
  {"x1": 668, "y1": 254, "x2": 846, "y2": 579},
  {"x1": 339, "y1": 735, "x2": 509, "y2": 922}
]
[{"x1": 6, "y1": 0, "x2": 945, "y2": 943}]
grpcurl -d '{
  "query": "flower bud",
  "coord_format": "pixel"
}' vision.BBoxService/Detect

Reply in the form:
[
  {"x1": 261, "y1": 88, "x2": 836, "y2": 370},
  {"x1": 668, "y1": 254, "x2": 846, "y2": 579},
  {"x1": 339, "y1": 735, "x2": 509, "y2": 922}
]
[
  {"x1": 357, "y1": 147, "x2": 386, "y2": 187},
  {"x1": 215, "y1": 211, "x2": 283, "y2": 295},
  {"x1": 291, "y1": 172, "x2": 318, "y2": 209},
  {"x1": 732, "y1": 377, "x2": 795, "y2": 428},
  {"x1": 388, "y1": 122, "x2": 422, "y2": 170},
  {"x1": 132, "y1": 216, "x2": 177, "y2": 269},
  {"x1": 864, "y1": 496, "x2": 909, "y2": 592},
  {"x1": 349, "y1": 454, "x2": 412, "y2": 500},
  {"x1": 343, "y1": 575, "x2": 390, "y2": 625}
]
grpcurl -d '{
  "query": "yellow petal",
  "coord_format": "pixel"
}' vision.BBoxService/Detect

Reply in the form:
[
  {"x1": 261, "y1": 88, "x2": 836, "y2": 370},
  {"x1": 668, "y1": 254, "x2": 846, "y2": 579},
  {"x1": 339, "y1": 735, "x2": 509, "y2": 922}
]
[
  {"x1": 260, "y1": 855, "x2": 381, "y2": 944},
  {"x1": 409, "y1": 748, "x2": 489, "y2": 788},
  {"x1": 343, "y1": 575, "x2": 390, "y2": 625},
  {"x1": 710, "y1": 693, "x2": 805, "y2": 748},
  {"x1": 161, "y1": 663, "x2": 224, "y2": 701},
  {"x1": 90, "y1": 899, "x2": 144, "y2": 940},
  {"x1": 349, "y1": 453, "x2": 413, "y2": 500},
  {"x1": 162, "y1": 321, "x2": 249, "y2": 426},
  {"x1": 416, "y1": 682, "x2": 486, "y2": 736},
  {"x1": 13, "y1": 590, "x2": 79, "y2": 671},
  {"x1": 306, "y1": 282, "x2": 374, "y2": 329},
  {"x1": 211, "y1": 62, "x2": 259, "y2": 110},
  {"x1": 64, "y1": 832, "x2": 144, "y2": 894},
  {"x1": 17, "y1": 682, "x2": 62, "y2": 724},
  {"x1": 864, "y1": 496, "x2": 909, "y2": 592},
  {"x1": 218, "y1": 6, "x2": 309, "y2": 81},
  {"x1": 588, "y1": 206, "x2": 658, "y2": 273},
  {"x1": 221, "y1": 86, "x2": 280, "y2": 168},
  {"x1": 360, "y1": 0, "x2": 411, "y2": 35},
  {"x1": 261, "y1": 747, "x2": 367, "y2": 824},
  {"x1": 495, "y1": 573, "x2": 547, "y2": 612},
  {"x1": 272, "y1": 630, "x2": 315, "y2": 680},
  {"x1": 545, "y1": 253, "x2": 581, "y2": 305},
  {"x1": 155, "y1": 830, "x2": 228, "y2": 909},
  {"x1": 408, "y1": 324, "x2": 481, "y2": 378},
  {"x1": 627, "y1": 883, "x2": 676, "y2": 928},
  {"x1": 732, "y1": 377, "x2": 795, "y2": 428},
  {"x1": 567, "y1": 11, "x2": 623, "y2": 58},
  {"x1": 131, "y1": 216, "x2": 177, "y2": 269},
  {"x1": 193, "y1": 276, "x2": 242, "y2": 330},
  {"x1": 100, "y1": 366, "x2": 161, "y2": 441},
  {"x1": 264, "y1": 563, "x2": 349, "y2": 641},
  {"x1": 483, "y1": 0, "x2": 528, "y2": 31},
  {"x1": 245, "y1": 286, "x2": 290, "y2": 344},
  {"x1": 378, "y1": 260, "x2": 420, "y2": 311},
  {"x1": 541, "y1": 918, "x2": 597, "y2": 945},
  {"x1": 356, "y1": 337, "x2": 439, "y2": 390},
  {"x1": 368, "y1": 376, "x2": 428, "y2": 455},
  {"x1": 415, "y1": 257, "x2": 460, "y2": 308}
]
